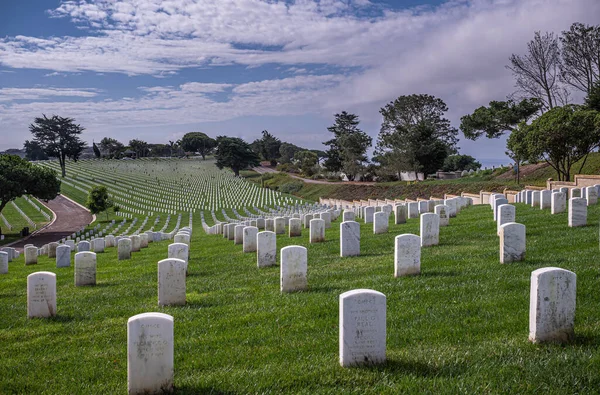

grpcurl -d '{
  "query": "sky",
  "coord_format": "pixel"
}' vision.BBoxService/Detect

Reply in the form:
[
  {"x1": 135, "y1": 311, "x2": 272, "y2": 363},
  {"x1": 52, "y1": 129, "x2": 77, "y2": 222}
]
[{"x1": 1, "y1": 0, "x2": 599, "y2": 168}]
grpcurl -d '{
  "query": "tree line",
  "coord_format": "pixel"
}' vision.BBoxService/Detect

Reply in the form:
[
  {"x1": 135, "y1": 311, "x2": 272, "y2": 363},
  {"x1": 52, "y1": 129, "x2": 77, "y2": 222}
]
[
  {"x1": 14, "y1": 22, "x2": 600, "y2": 184},
  {"x1": 461, "y1": 22, "x2": 600, "y2": 182}
]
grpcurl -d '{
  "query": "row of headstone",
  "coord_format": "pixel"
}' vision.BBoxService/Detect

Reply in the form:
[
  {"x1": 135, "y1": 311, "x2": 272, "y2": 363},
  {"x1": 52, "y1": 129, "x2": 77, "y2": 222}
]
[{"x1": 339, "y1": 266, "x2": 577, "y2": 367}]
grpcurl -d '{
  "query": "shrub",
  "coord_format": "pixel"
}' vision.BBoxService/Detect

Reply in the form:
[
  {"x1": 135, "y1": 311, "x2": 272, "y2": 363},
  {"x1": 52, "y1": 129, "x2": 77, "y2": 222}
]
[{"x1": 278, "y1": 182, "x2": 303, "y2": 194}]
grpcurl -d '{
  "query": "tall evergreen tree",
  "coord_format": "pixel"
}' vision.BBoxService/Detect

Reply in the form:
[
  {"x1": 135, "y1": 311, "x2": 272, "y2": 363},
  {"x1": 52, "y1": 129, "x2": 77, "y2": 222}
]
[{"x1": 323, "y1": 111, "x2": 371, "y2": 180}]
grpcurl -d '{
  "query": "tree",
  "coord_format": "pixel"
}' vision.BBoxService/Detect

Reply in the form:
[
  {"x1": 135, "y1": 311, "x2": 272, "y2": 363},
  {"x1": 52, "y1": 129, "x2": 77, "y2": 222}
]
[
  {"x1": 310, "y1": 150, "x2": 327, "y2": 164},
  {"x1": 23, "y1": 140, "x2": 49, "y2": 161},
  {"x1": 460, "y1": 98, "x2": 542, "y2": 183},
  {"x1": 560, "y1": 23, "x2": 600, "y2": 95},
  {"x1": 460, "y1": 98, "x2": 542, "y2": 140},
  {"x1": 0, "y1": 154, "x2": 61, "y2": 216},
  {"x1": 92, "y1": 142, "x2": 101, "y2": 159},
  {"x1": 507, "y1": 31, "x2": 569, "y2": 111},
  {"x1": 99, "y1": 137, "x2": 124, "y2": 158},
  {"x1": 86, "y1": 185, "x2": 114, "y2": 220},
  {"x1": 29, "y1": 115, "x2": 86, "y2": 177},
  {"x1": 253, "y1": 130, "x2": 281, "y2": 166},
  {"x1": 376, "y1": 94, "x2": 458, "y2": 178},
  {"x1": 294, "y1": 150, "x2": 319, "y2": 176},
  {"x1": 442, "y1": 155, "x2": 481, "y2": 172},
  {"x1": 506, "y1": 122, "x2": 532, "y2": 182},
  {"x1": 168, "y1": 140, "x2": 177, "y2": 157},
  {"x1": 179, "y1": 132, "x2": 216, "y2": 160},
  {"x1": 279, "y1": 142, "x2": 304, "y2": 165},
  {"x1": 518, "y1": 105, "x2": 600, "y2": 181},
  {"x1": 129, "y1": 139, "x2": 149, "y2": 158},
  {"x1": 214, "y1": 136, "x2": 260, "y2": 177},
  {"x1": 585, "y1": 81, "x2": 600, "y2": 111},
  {"x1": 323, "y1": 112, "x2": 372, "y2": 180}
]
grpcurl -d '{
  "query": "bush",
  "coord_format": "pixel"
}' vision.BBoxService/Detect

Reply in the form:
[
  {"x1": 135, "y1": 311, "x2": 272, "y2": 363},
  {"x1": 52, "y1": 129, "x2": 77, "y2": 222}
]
[
  {"x1": 278, "y1": 182, "x2": 303, "y2": 194},
  {"x1": 311, "y1": 174, "x2": 325, "y2": 180},
  {"x1": 276, "y1": 163, "x2": 299, "y2": 173}
]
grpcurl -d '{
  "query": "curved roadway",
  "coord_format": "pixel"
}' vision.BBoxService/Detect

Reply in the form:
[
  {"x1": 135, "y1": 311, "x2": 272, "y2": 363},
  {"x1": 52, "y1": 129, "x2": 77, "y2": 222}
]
[{"x1": 9, "y1": 195, "x2": 93, "y2": 252}]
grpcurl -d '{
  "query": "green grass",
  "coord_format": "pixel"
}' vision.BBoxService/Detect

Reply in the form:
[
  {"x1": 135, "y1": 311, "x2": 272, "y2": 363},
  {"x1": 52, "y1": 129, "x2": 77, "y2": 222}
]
[
  {"x1": 244, "y1": 171, "x2": 518, "y2": 202},
  {"x1": 2, "y1": 201, "x2": 600, "y2": 393},
  {"x1": 0, "y1": 197, "x2": 52, "y2": 246}
]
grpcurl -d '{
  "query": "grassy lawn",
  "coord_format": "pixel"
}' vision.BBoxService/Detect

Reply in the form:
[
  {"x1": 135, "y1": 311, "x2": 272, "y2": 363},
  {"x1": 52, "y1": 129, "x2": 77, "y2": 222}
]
[
  {"x1": 1, "y1": 201, "x2": 600, "y2": 393},
  {"x1": 243, "y1": 171, "x2": 519, "y2": 202},
  {"x1": 0, "y1": 197, "x2": 52, "y2": 246}
]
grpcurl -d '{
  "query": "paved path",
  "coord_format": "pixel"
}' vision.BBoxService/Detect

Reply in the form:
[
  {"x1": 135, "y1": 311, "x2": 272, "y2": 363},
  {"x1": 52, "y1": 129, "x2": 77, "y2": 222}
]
[
  {"x1": 251, "y1": 166, "x2": 376, "y2": 185},
  {"x1": 10, "y1": 195, "x2": 93, "y2": 252}
]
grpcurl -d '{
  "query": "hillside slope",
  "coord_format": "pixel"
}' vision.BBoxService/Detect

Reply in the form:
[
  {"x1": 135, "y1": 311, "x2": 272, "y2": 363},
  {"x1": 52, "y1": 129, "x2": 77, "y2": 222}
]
[{"x1": 245, "y1": 152, "x2": 600, "y2": 201}]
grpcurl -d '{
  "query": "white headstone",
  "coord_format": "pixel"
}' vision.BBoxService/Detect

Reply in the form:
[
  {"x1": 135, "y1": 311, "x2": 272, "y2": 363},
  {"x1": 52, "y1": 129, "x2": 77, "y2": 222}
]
[
  {"x1": 394, "y1": 204, "x2": 407, "y2": 225},
  {"x1": 434, "y1": 205, "x2": 449, "y2": 227},
  {"x1": 274, "y1": 217, "x2": 286, "y2": 234},
  {"x1": 158, "y1": 258, "x2": 186, "y2": 306},
  {"x1": 118, "y1": 238, "x2": 132, "y2": 260},
  {"x1": 342, "y1": 211, "x2": 355, "y2": 222},
  {"x1": 373, "y1": 212, "x2": 388, "y2": 235},
  {"x1": 568, "y1": 198, "x2": 587, "y2": 227},
  {"x1": 289, "y1": 218, "x2": 302, "y2": 237},
  {"x1": 93, "y1": 238, "x2": 105, "y2": 253},
  {"x1": 265, "y1": 219, "x2": 275, "y2": 232},
  {"x1": 493, "y1": 198, "x2": 508, "y2": 221},
  {"x1": 529, "y1": 267, "x2": 576, "y2": 344},
  {"x1": 320, "y1": 212, "x2": 332, "y2": 229},
  {"x1": 303, "y1": 214, "x2": 313, "y2": 228},
  {"x1": 104, "y1": 235, "x2": 115, "y2": 248},
  {"x1": 48, "y1": 242, "x2": 58, "y2": 258},
  {"x1": 499, "y1": 222, "x2": 526, "y2": 263},
  {"x1": 340, "y1": 221, "x2": 360, "y2": 257},
  {"x1": 130, "y1": 235, "x2": 141, "y2": 252},
  {"x1": 586, "y1": 186, "x2": 598, "y2": 205},
  {"x1": 407, "y1": 202, "x2": 419, "y2": 219},
  {"x1": 444, "y1": 199, "x2": 457, "y2": 217},
  {"x1": 364, "y1": 206, "x2": 375, "y2": 223},
  {"x1": 540, "y1": 190, "x2": 551, "y2": 209},
  {"x1": 309, "y1": 219, "x2": 325, "y2": 243},
  {"x1": 551, "y1": 192, "x2": 566, "y2": 214},
  {"x1": 127, "y1": 313, "x2": 174, "y2": 394},
  {"x1": 280, "y1": 246, "x2": 307, "y2": 293},
  {"x1": 234, "y1": 225, "x2": 245, "y2": 245},
  {"x1": 167, "y1": 243, "x2": 188, "y2": 274},
  {"x1": 140, "y1": 233, "x2": 149, "y2": 248},
  {"x1": 227, "y1": 224, "x2": 235, "y2": 241},
  {"x1": 394, "y1": 234, "x2": 421, "y2": 277},
  {"x1": 243, "y1": 226, "x2": 258, "y2": 253},
  {"x1": 56, "y1": 245, "x2": 71, "y2": 268},
  {"x1": 75, "y1": 252, "x2": 97, "y2": 286},
  {"x1": 77, "y1": 241, "x2": 90, "y2": 253},
  {"x1": 339, "y1": 289, "x2": 386, "y2": 367},
  {"x1": 257, "y1": 231, "x2": 276, "y2": 268},
  {"x1": 531, "y1": 191, "x2": 541, "y2": 208},
  {"x1": 0, "y1": 251, "x2": 8, "y2": 274},
  {"x1": 27, "y1": 271, "x2": 57, "y2": 318},
  {"x1": 420, "y1": 213, "x2": 440, "y2": 247},
  {"x1": 570, "y1": 188, "x2": 581, "y2": 199},
  {"x1": 25, "y1": 246, "x2": 38, "y2": 265},
  {"x1": 497, "y1": 204, "x2": 516, "y2": 235}
]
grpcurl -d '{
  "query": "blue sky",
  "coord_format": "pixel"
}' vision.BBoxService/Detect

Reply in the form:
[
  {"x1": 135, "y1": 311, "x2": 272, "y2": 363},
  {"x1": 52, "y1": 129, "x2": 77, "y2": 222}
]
[{"x1": 1, "y1": 0, "x2": 599, "y2": 167}]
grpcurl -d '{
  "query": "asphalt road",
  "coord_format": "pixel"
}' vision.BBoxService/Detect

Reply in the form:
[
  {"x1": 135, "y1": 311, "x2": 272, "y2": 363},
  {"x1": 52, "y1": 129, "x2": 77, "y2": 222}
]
[{"x1": 9, "y1": 195, "x2": 93, "y2": 252}]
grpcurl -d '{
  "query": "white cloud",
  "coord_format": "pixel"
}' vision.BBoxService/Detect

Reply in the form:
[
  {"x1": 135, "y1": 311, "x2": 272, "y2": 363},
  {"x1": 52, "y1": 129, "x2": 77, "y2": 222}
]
[
  {"x1": 0, "y1": 87, "x2": 101, "y2": 102},
  {"x1": 180, "y1": 82, "x2": 234, "y2": 93},
  {"x1": 1, "y1": 0, "x2": 599, "y2": 161}
]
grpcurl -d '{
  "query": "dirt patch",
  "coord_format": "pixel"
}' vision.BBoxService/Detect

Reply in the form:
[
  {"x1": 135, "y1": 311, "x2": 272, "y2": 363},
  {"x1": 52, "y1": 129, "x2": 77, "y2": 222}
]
[
  {"x1": 10, "y1": 195, "x2": 93, "y2": 252},
  {"x1": 495, "y1": 162, "x2": 550, "y2": 180}
]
